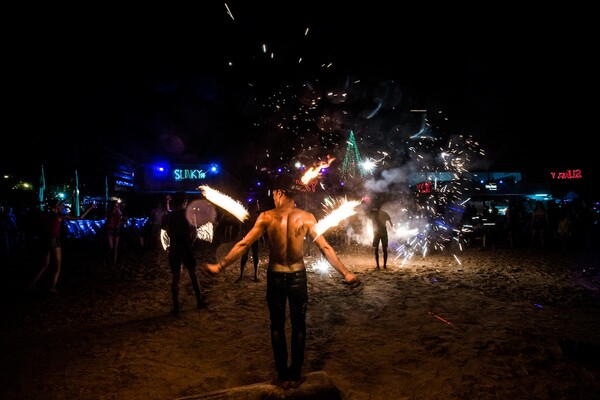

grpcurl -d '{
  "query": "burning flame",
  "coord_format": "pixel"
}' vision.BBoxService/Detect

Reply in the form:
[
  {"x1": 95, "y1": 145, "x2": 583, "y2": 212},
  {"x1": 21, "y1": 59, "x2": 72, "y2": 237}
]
[
  {"x1": 198, "y1": 185, "x2": 249, "y2": 222},
  {"x1": 314, "y1": 199, "x2": 361, "y2": 239},
  {"x1": 301, "y1": 156, "x2": 336, "y2": 185}
]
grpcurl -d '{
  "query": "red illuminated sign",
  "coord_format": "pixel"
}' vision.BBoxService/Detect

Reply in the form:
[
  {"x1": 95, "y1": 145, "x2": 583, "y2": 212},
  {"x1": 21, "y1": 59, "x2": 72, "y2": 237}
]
[
  {"x1": 416, "y1": 181, "x2": 433, "y2": 193},
  {"x1": 550, "y1": 169, "x2": 582, "y2": 180}
]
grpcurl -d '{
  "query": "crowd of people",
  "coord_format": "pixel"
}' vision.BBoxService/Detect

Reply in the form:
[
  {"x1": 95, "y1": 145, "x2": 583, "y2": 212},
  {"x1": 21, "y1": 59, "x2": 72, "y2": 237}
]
[
  {"x1": 2, "y1": 175, "x2": 364, "y2": 391},
  {"x1": 457, "y1": 198, "x2": 597, "y2": 252},
  {"x1": 2, "y1": 195, "x2": 598, "y2": 282},
  {"x1": 1, "y1": 182, "x2": 598, "y2": 392}
]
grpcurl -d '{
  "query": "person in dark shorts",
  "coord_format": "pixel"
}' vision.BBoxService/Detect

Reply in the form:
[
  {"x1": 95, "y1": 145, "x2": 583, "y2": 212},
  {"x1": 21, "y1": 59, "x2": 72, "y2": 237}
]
[
  {"x1": 203, "y1": 174, "x2": 361, "y2": 390},
  {"x1": 104, "y1": 200, "x2": 124, "y2": 266},
  {"x1": 369, "y1": 206, "x2": 393, "y2": 269},
  {"x1": 29, "y1": 199, "x2": 96, "y2": 294},
  {"x1": 164, "y1": 192, "x2": 206, "y2": 315}
]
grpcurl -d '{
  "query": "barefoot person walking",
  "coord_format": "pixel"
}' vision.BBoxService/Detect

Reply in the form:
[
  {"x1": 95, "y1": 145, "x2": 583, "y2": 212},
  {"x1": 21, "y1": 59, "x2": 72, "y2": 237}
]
[
  {"x1": 203, "y1": 174, "x2": 361, "y2": 390},
  {"x1": 29, "y1": 199, "x2": 96, "y2": 294},
  {"x1": 368, "y1": 205, "x2": 393, "y2": 270}
]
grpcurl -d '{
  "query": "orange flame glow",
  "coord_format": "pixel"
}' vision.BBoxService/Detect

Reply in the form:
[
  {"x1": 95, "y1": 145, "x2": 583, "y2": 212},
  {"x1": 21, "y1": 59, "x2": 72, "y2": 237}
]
[{"x1": 300, "y1": 156, "x2": 336, "y2": 185}]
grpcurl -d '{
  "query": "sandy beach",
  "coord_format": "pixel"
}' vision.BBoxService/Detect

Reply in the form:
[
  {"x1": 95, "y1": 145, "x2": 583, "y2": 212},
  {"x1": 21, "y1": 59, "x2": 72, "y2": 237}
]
[{"x1": 1, "y1": 238, "x2": 599, "y2": 400}]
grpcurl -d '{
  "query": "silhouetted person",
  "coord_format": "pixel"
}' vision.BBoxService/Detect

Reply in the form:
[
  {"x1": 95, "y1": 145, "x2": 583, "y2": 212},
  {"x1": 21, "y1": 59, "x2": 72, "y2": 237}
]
[
  {"x1": 203, "y1": 174, "x2": 361, "y2": 390},
  {"x1": 237, "y1": 202, "x2": 261, "y2": 283},
  {"x1": 148, "y1": 199, "x2": 168, "y2": 249},
  {"x1": 531, "y1": 201, "x2": 548, "y2": 249},
  {"x1": 0, "y1": 205, "x2": 18, "y2": 259},
  {"x1": 104, "y1": 200, "x2": 124, "y2": 266},
  {"x1": 506, "y1": 199, "x2": 524, "y2": 249},
  {"x1": 369, "y1": 206, "x2": 393, "y2": 269},
  {"x1": 164, "y1": 192, "x2": 206, "y2": 315},
  {"x1": 29, "y1": 199, "x2": 96, "y2": 294}
]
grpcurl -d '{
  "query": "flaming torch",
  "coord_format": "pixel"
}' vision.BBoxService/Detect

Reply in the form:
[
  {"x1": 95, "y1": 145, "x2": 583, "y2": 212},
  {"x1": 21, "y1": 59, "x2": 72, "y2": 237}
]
[
  {"x1": 314, "y1": 199, "x2": 362, "y2": 239},
  {"x1": 198, "y1": 185, "x2": 249, "y2": 222}
]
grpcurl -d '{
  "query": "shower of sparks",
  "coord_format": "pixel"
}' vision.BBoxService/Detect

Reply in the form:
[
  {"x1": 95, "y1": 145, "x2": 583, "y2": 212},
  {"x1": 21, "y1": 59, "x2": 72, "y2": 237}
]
[
  {"x1": 245, "y1": 48, "x2": 485, "y2": 264},
  {"x1": 199, "y1": 185, "x2": 249, "y2": 222},
  {"x1": 314, "y1": 199, "x2": 361, "y2": 238}
]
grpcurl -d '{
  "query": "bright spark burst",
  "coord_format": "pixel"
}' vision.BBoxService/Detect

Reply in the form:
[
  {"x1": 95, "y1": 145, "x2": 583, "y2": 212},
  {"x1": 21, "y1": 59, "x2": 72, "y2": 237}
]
[
  {"x1": 314, "y1": 199, "x2": 361, "y2": 238},
  {"x1": 309, "y1": 257, "x2": 332, "y2": 276},
  {"x1": 361, "y1": 159, "x2": 376, "y2": 173},
  {"x1": 199, "y1": 185, "x2": 249, "y2": 222}
]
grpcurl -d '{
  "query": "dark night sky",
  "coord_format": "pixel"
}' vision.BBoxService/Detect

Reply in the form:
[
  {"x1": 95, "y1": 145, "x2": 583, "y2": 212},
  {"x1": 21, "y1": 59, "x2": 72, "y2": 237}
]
[{"x1": 4, "y1": 3, "x2": 596, "y2": 190}]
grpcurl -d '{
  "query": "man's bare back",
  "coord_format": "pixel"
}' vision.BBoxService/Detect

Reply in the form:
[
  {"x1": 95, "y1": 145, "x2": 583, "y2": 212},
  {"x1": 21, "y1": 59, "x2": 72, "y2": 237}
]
[{"x1": 203, "y1": 188, "x2": 360, "y2": 286}]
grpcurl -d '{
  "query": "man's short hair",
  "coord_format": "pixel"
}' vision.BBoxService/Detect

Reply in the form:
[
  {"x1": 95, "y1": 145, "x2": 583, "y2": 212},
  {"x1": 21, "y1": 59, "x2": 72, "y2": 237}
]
[{"x1": 271, "y1": 174, "x2": 304, "y2": 196}]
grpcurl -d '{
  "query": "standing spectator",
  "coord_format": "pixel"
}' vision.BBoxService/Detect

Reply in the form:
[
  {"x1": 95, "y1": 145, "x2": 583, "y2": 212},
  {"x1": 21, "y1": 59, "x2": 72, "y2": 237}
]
[
  {"x1": 164, "y1": 192, "x2": 206, "y2": 315},
  {"x1": 0, "y1": 205, "x2": 18, "y2": 259},
  {"x1": 557, "y1": 210, "x2": 575, "y2": 252},
  {"x1": 104, "y1": 200, "x2": 124, "y2": 266},
  {"x1": 29, "y1": 199, "x2": 96, "y2": 294},
  {"x1": 368, "y1": 206, "x2": 394, "y2": 269},
  {"x1": 202, "y1": 174, "x2": 361, "y2": 389},
  {"x1": 531, "y1": 201, "x2": 549, "y2": 249},
  {"x1": 147, "y1": 199, "x2": 168, "y2": 249},
  {"x1": 236, "y1": 201, "x2": 261, "y2": 283},
  {"x1": 506, "y1": 199, "x2": 524, "y2": 249}
]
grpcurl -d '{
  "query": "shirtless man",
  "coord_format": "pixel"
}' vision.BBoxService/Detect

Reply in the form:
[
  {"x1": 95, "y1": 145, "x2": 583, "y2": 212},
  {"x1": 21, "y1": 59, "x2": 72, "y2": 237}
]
[
  {"x1": 203, "y1": 174, "x2": 361, "y2": 389},
  {"x1": 369, "y1": 206, "x2": 393, "y2": 269}
]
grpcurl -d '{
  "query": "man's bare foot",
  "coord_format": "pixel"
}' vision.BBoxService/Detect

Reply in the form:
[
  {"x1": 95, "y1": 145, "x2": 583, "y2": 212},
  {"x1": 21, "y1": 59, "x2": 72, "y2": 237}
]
[
  {"x1": 288, "y1": 376, "x2": 306, "y2": 389},
  {"x1": 271, "y1": 378, "x2": 291, "y2": 390}
]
